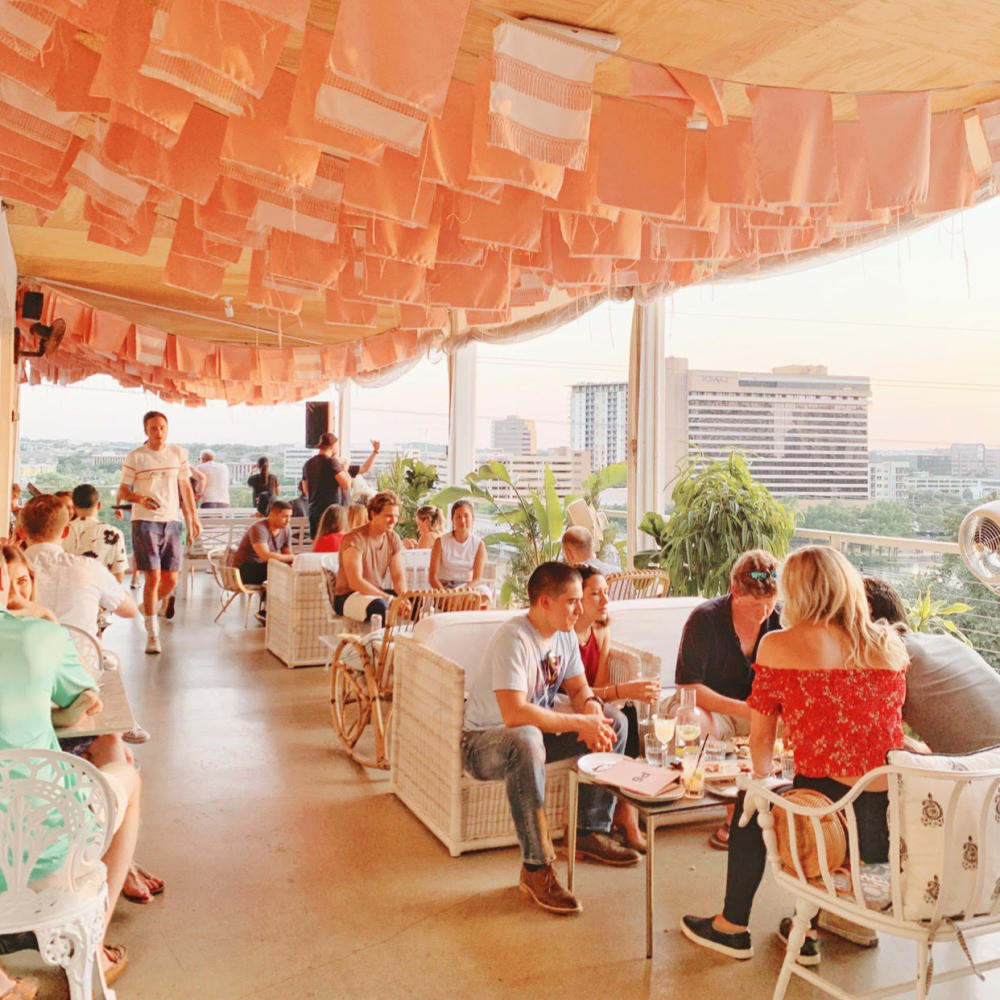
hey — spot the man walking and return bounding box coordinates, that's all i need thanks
[118,411,201,654]
[196,449,231,508]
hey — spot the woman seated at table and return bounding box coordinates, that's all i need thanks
[347,503,369,531]
[0,555,141,987]
[681,545,908,965]
[3,544,56,621]
[331,491,407,621]
[313,504,348,553]
[428,500,488,598]
[574,565,660,851]
[403,504,444,550]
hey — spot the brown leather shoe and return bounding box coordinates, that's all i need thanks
[575,831,641,867]
[518,864,582,915]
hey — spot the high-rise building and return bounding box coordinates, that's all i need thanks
[664,358,871,499]
[491,415,537,455]
[570,383,628,471]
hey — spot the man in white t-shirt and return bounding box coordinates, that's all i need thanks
[64,483,129,582]
[196,449,231,508]
[118,410,201,654]
[462,562,638,916]
[21,494,137,638]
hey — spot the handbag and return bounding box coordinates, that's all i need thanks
[771,788,848,879]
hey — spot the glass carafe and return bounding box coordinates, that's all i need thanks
[674,688,703,755]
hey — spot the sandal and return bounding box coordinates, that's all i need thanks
[103,945,129,986]
[708,825,730,851]
[0,979,38,1000]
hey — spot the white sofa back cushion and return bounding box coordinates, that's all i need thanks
[411,610,518,674]
[887,746,1000,921]
[605,597,704,687]
[293,552,328,572]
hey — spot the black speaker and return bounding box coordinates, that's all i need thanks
[305,401,331,448]
[21,290,44,320]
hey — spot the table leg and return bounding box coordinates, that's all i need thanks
[646,813,655,960]
[567,769,579,892]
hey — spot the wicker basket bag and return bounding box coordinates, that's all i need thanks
[771,788,848,879]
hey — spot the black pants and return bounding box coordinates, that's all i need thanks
[722,775,889,927]
[239,562,268,609]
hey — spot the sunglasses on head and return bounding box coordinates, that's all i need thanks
[748,570,778,581]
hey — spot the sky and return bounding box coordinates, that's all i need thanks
[18,196,1000,454]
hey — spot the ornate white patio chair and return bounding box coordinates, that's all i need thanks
[0,749,118,1000]
[207,545,263,628]
[744,749,1000,1000]
[62,624,104,679]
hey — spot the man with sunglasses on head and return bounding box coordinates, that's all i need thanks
[461,561,639,916]
[667,549,782,850]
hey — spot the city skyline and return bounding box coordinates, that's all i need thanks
[16,196,1000,453]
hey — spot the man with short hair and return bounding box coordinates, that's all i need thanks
[64,483,129,583]
[22,495,137,639]
[232,500,294,622]
[302,432,351,538]
[118,410,201,654]
[196,449,231,509]
[561,526,618,577]
[865,577,1000,753]
[462,561,639,916]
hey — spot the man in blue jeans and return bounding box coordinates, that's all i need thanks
[461,562,639,915]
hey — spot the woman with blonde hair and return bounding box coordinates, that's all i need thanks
[346,503,369,531]
[404,504,444,550]
[2,544,57,622]
[312,505,349,554]
[682,545,908,966]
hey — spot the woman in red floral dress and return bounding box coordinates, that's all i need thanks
[681,545,908,965]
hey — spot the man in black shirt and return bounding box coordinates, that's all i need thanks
[302,432,351,537]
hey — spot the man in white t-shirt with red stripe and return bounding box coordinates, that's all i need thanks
[118,411,201,654]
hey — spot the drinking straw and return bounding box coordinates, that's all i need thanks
[692,733,709,773]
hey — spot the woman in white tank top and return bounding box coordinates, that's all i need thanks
[429,500,488,598]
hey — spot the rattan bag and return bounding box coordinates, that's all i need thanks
[771,788,848,879]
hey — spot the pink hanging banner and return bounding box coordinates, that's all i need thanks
[857,91,932,208]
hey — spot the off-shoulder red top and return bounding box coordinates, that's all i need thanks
[747,664,906,776]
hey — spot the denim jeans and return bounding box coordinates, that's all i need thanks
[461,704,628,866]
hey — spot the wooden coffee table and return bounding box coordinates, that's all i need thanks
[566,766,731,959]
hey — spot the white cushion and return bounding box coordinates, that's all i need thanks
[293,552,328,572]
[887,746,1000,921]
[606,597,705,686]
[411,609,517,686]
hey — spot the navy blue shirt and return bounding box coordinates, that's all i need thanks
[674,594,782,702]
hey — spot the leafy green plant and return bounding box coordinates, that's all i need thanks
[376,455,439,540]
[637,450,796,597]
[905,587,972,644]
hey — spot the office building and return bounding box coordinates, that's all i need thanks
[491,416,537,456]
[570,383,628,470]
[869,461,910,500]
[664,359,871,499]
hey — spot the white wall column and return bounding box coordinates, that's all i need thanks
[447,337,477,487]
[0,212,17,534]
[337,380,351,459]
[626,297,668,566]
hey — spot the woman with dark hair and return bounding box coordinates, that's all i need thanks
[313,505,349,553]
[429,500,488,598]
[573,565,660,850]
[330,491,407,621]
[247,457,279,514]
[681,546,908,965]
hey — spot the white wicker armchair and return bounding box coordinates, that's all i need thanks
[390,629,648,856]
[744,751,1000,1000]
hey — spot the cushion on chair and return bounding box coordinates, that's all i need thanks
[292,552,328,572]
[831,863,893,912]
[887,745,1000,921]
[411,610,517,689]
[604,597,705,687]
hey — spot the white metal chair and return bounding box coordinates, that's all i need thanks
[62,624,104,679]
[745,758,1000,1000]
[207,546,263,628]
[0,748,118,1000]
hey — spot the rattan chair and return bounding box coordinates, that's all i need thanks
[208,545,264,627]
[605,568,670,600]
[327,588,482,770]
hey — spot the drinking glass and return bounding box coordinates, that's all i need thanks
[681,748,706,799]
[652,714,675,746]
[644,733,666,767]
[675,688,703,754]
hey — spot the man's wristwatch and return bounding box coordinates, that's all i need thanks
[584,695,604,709]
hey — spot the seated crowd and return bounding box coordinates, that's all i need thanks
[7,422,1000,998]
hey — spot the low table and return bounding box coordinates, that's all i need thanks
[55,669,137,738]
[566,766,730,959]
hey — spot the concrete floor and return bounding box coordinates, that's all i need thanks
[8,580,1000,999]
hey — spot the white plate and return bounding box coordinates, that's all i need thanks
[577,752,630,778]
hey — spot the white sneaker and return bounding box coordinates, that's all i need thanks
[145,633,161,654]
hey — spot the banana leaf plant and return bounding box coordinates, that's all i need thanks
[905,587,972,645]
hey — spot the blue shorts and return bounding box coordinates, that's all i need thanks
[132,520,183,572]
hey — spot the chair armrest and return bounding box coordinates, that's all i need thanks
[608,640,659,690]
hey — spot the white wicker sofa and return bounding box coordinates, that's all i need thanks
[391,597,703,856]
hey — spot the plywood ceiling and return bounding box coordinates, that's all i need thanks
[9,0,1000,348]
